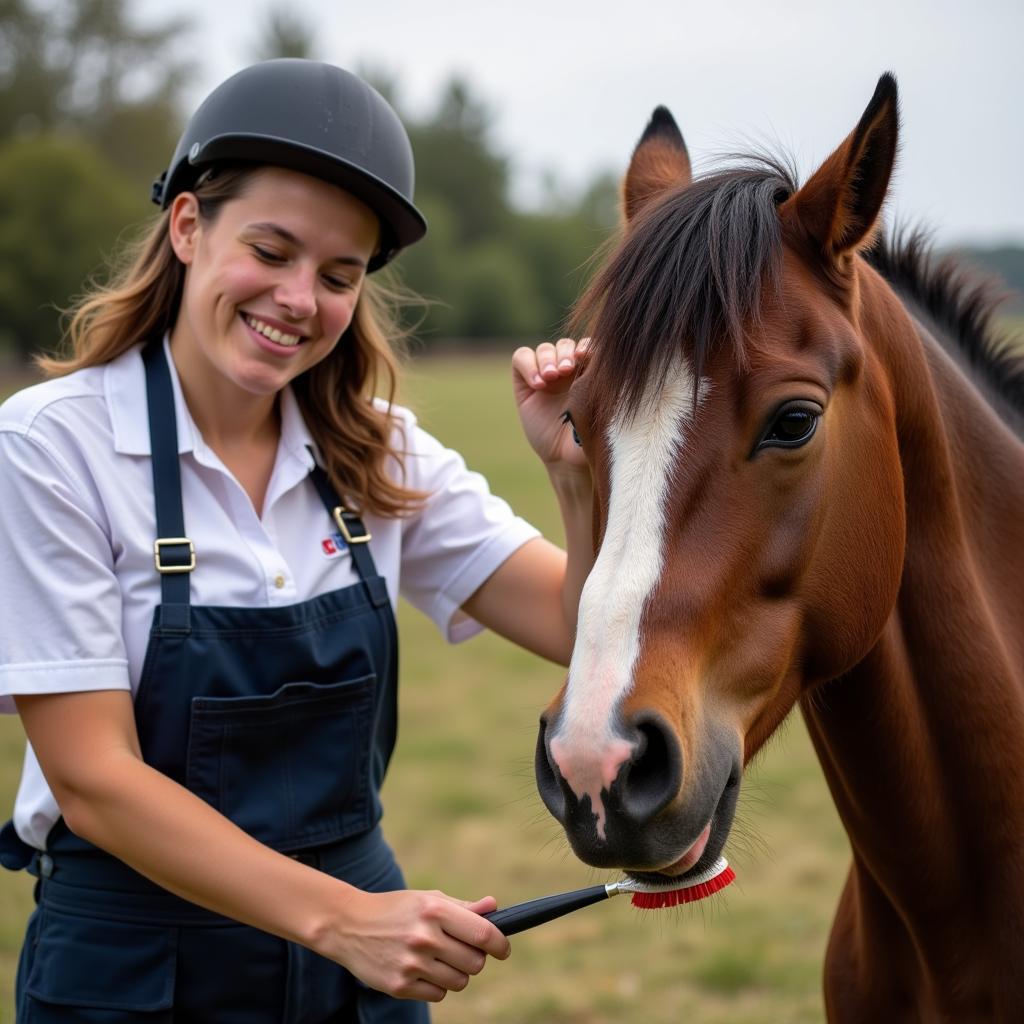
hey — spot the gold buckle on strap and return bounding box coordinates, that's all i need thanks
[154,537,196,574]
[332,506,371,545]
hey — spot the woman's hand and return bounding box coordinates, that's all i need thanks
[512,338,589,470]
[326,888,510,1002]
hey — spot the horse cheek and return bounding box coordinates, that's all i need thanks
[801,422,905,684]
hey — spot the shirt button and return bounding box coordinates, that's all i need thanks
[274,574,286,589]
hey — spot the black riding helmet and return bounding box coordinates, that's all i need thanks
[152,60,427,271]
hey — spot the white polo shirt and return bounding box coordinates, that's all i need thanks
[0,340,539,849]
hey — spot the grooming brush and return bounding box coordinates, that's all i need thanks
[482,857,735,936]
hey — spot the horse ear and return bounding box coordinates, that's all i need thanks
[622,106,692,223]
[781,73,899,258]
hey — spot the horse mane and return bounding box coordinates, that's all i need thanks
[865,230,1024,436]
[571,158,797,419]
[573,151,1024,434]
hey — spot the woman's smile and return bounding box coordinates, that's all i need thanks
[169,166,380,410]
[240,312,308,355]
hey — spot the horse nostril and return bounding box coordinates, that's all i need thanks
[618,714,683,824]
[535,711,683,834]
[534,715,566,820]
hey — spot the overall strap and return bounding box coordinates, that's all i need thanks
[308,464,388,609]
[141,340,193,632]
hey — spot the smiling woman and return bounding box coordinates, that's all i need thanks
[176,176,378,367]
[166,168,380,505]
[0,59,597,1022]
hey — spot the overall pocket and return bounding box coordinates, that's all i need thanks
[184,675,377,851]
[23,907,176,1021]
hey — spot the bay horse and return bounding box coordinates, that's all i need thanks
[535,74,1024,1021]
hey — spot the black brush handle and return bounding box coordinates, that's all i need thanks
[483,884,610,936]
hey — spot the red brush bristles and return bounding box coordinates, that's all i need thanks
[630,864,736,909]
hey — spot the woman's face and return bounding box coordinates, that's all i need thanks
[169,166,380,400]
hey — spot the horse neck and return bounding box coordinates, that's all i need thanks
[800,273,1024,952]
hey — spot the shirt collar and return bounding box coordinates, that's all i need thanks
[105,337,194,456]
[105,337,316,473]
[278,384,318,472]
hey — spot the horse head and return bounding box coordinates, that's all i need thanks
[536,76,909,880]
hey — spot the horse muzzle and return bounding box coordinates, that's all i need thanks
[535,709,741,874]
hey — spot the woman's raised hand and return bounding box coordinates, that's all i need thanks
[512,338,590,471]
[327,888,510,1002]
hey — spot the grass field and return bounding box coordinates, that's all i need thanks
[0,354,853,1022]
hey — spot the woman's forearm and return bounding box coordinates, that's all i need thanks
[90,763,347,942]
[22,696,350,950]
[546,464,595,636]
[460,466,593,666]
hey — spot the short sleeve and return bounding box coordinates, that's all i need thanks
[395,412,540,642]
[0,428,130,712]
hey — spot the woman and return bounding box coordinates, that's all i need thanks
[0,60,592,1021]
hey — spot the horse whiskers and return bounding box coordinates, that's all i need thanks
[723,826,772,868]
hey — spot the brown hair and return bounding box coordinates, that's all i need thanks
[40,165,427,517]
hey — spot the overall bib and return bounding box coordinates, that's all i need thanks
[0,341,429,1023]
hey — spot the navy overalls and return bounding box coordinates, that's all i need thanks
[0,341,429,1023]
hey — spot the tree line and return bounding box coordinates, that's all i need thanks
[0,1,1020,363]
[0,0,619,362]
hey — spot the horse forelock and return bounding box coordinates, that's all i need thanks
[571,158,797,422]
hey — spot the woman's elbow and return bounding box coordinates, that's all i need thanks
[52,780,109,845]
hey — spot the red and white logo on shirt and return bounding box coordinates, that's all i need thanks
[320,532,349,559]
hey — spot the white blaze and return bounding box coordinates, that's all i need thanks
[550,359,699,839]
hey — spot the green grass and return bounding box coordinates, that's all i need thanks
[1000,316,1024,353]
[0,354,848,1023]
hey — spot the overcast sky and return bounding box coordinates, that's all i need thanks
[140,0,1023,247]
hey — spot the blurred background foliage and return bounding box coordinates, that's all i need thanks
[0,0,619,362]
[0,0,1019,365]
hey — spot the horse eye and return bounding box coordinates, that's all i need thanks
[561,410,583,447]
[757,403,821,452]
